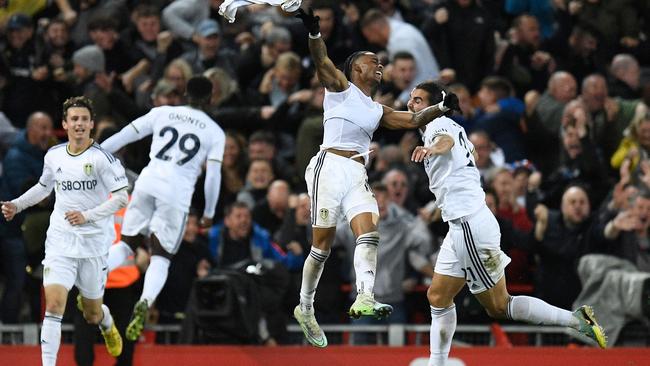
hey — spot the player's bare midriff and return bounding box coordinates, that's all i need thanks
[325,148,365,164]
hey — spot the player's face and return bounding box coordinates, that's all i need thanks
[63,107,93,142]
[407,88,431,113]
[356,53,383,85]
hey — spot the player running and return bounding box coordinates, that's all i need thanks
[2,96,127,365]
[293,8,460,348]
[100,76,225,341]
[407,81,607,366]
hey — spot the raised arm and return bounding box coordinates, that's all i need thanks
[101,110,156,153]
[380,92,460,130]
[296,8,347,92]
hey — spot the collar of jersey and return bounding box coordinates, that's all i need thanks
[66,139,94,157]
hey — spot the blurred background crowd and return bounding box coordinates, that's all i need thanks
[1,0,650,354]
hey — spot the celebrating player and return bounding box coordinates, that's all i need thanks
[100,76,225,341]
[407,81,607,366]
[293,8,460,348]
[1,96,127,365]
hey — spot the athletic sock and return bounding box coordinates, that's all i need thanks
[507,296,577,327]
[140,255,171,305]
[354,232,379,295]
[41,312,63,366]
[299,246,330,314]
[429,304,457,366]
[98,304,114,331]
[107,241,134,271]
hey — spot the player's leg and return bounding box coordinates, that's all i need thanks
[41,254,76,366]
[107,190,153,271]
[295,150,338,347]
[428,231,466,366]
[76,255,122,357]
[348,212,393,319]
[127,203,187,341]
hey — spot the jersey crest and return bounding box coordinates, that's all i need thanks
[83,163,94,176]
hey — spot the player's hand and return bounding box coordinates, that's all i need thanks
[1,201,17,221]
[295,8,320,36]
[65,211,87,226]
[443,92,460,113]
[411,145,434,162]
[199,216,213,229]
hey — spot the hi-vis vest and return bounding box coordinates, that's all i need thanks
[106,199,140,289]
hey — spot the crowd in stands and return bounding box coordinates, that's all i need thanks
[1,0,650,349]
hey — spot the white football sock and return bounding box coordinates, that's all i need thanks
[140,255,171,305]
[507,296,577,327]
[299,246,330,314]
[41,312,62,366]
[99,304,114,331]
[107,241,134,271]
[354,232,379,295]
[429,304,457,366]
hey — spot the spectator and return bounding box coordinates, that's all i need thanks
[70,44,117,123]
[87,15,138,77]
[474,76,526,162]
[247,130,295,183]
[181,19,237,76]
[162,58,193,97]
[448,83,476,131]
[552,23,603,85]
[215,131,248,222]
[422,0,496,93]
[294,83,325,180]
[376,51,417,110]
[257,51,304,108]
[253,180,291,236]
[528,185,598,309]
[505,0,556,40]
[610,103,649,172]
[497,14,554,97]
[207,201,303,344]
[382,168,418,214]
[608,54,642,100]
[0,13,46,128]
[309,0,355,66]
[360,9,439,104]
[162,0,222,49]
[469,130,505,186]
[336,183,433,338]
[579,74,639,159]
[0,111,53,323]
[236,26,292,92]
[237,159,275,208]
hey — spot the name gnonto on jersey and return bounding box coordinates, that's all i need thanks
[168,113,206,129]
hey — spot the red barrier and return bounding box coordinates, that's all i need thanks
[1,345,649,366]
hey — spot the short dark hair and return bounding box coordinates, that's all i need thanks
[343,51,369,80]
[414,81,445,105]
[370,182,388,194]
[224,201,250,217]
[133,4,160,19]
[63,96,95,120]
[249,130,276,146]
[360,9,387,29]
[392,51,414,63]
[186,76,212,105]
[87,15,118,32]
[480,76,513,100]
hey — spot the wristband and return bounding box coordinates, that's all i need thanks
[435,100,450,113]
[308,32,321,39]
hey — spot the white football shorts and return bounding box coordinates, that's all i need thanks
[42,254,108,299]
[305,150,378,228]
[435,205,511,294]
[121,188,188,254]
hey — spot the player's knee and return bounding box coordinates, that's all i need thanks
[427,286,453,308]
[45,299,66,315]
[484,301,509,320]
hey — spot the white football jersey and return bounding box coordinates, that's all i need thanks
[40,142,128,257]
[321,82,383,159]
[421,116,485,221]
[128,105,225,211]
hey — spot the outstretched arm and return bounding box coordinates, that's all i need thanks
[1,183,52,221]
[381,92,460,130]
[101,110,157,153]
[296,8,347,92]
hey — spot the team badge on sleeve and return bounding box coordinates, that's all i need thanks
[83,163,93,176]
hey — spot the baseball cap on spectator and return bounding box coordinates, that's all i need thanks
[197,19,220,37]
[72,45,105,73]
[7,13,33,31]
[152,79,177,97]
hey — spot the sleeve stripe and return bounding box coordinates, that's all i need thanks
[92,145,116,163]
[207,158,222,163]
[111,186,128,193]
[38,181,47,187]
[130,123,139,134]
